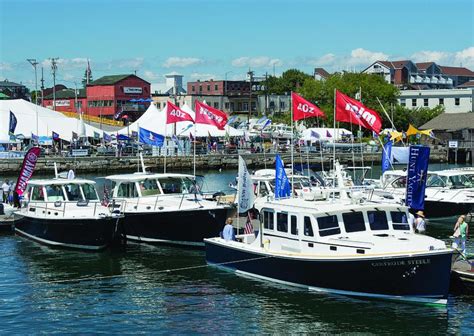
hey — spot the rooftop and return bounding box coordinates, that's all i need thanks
[420,113,474,131]
[44,88,86,99]
[90,74,150,86]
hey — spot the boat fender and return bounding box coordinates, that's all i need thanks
[263,239,270,249]
[98,213,107,218]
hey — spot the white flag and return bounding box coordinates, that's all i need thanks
[237,156,255,213]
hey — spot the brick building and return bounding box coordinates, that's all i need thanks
[43,88,87,113]
[0,79,29,99]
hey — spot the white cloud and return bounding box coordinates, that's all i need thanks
[347,48,389,66]
[410,47,474,68]
[163,57,203,68]
[0,62,12,71]
[454,47,474,68]
[231,56,283,68]
[116,57,144,69]
[306,53,336,66]
[143,70,161,81]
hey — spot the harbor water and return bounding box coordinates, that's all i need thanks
[0,165,473,334]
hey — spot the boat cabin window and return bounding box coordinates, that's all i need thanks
[117,182,139,198]
[390,211,410,230]
[367,211,389,231]
[259,182,269,197]
[426,175,445,187]
[263,210,274,230]
[139,179,161,196]
[45,185,65,201]
[65,184,82,201]
[391,177,407,188]
[30,186,45,202]
[159,177,187,194]
[448,174,472,188]
[277,212,288,232]
[304,216,314,236]
[342,212,366,233]
[82,184,98,201]
[290,215,298,235]
[317,215,340,237]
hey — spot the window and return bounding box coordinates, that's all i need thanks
[400,99,406,107]
[317,215,340,237]
[391,176,407,188]
[117,182,138,198]
[424,98,429,107]
[224,102,230,110]
[439,98,444,105]
[280,101,285,109]
[455,98,460,106]
[391,211,410,230]
[213,102,219,109]
[139,179,161,196]
[251,102,256,111]
[159,177,186,194]
[207,85,211,91]
[304,216,314,236]
[30,186,45,202]
[259,182,269,197]
[156,102,161,109]
[291,215,298,235]
[263,210,274,230]
[368,211,389,230]
[199,86,202,92]
[192,86,195,92]
[277,212,288,232]
[412,99,417,107]
[214,84,218,91]
[243,102,249,111]
[82,184,98,200]
[65,184,82,201]
[45,185,65,201]
[342,212,366,233]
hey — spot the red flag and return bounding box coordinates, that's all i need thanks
[15,147,41,196]
[292,92,325,121]
[166,101,194,124]
[195,100,228,130]
[335,90,382,134]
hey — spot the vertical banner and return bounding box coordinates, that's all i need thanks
[381,140,393,174]
[237,156,255,213]
[15,147,41,196]
[275,155,291,199]
[405,145,430,210]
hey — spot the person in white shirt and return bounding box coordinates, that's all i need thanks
[1,180,10,203]
[414,211,426,233]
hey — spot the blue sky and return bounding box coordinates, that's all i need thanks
[1,0,473,92]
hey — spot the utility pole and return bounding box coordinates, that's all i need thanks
[247,69,254,123]
[27,59,39,137]
[50,58,59,111]
[40,66,45,105]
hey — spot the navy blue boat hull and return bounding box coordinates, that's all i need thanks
[205,241,452,302]
[123,208,229,246]
[15,216,121,250]
[423,201,472,218]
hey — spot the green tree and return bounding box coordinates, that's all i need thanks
[264,69,312,95]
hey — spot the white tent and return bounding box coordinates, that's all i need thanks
[300,127,353,142]
[117,102,244,137]
[0,99,103,142]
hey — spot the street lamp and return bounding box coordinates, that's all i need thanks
[27,58,39,137]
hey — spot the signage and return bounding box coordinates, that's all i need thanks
[56,100,70,107]
[124,87,143,94]
[71,149,89,157]
[448,141,458,148]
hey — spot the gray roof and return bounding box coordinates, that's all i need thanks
[0,80,25,88]
[420,113,474,130]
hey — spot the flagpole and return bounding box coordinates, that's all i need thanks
[290,92,294,197]
[164,122,167,173]
[333,89,336,172]
[376,97,406,147]
[193,122,196,177]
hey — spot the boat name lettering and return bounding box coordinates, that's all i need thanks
[371,259,430,267]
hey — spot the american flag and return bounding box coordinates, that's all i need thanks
[244,212,253,235]
[101,185,110,206]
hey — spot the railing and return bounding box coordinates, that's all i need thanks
[22,200,104,218]
[59,111,124,127]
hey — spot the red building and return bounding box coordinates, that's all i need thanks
[187,79,253,96]
[86,74,151,119]
[43,88,87,113]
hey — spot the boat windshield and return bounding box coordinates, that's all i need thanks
[139,178,161,196]
[45,184,65,201]
[65,183,83,201]
[448,174,472,188]
[426,175,446,187]
[82,183,98,201]
[159,177,191,194]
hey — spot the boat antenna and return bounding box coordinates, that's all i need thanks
[54,162,59,178]
[140,153,146,173]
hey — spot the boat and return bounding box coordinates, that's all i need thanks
[105,172,233,247]
[14,178,124,250]
[451,254,474,292]
[205,195,453,305]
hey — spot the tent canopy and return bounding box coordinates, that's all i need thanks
[300,128,353,142]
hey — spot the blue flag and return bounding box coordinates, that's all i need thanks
[103,132,112,143]
[381,140,393,174]
[172,134,184,153]
[93,131,100,140]
[9,111,17,135]
[31,133,39,143]
[405,145,430,210]
[262,119,272,130]
[117,134,131,141]
[139,127,164,147]
[275,155,291,199]
[52,131,60,141]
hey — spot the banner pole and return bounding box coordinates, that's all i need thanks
[291,92,294,197]
[193,122,196,177]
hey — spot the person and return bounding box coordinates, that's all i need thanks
[408,211,415,230]
[452,215,469,255]
[414,210,426,233]
[1,180,9,203]
[222,218,236,241]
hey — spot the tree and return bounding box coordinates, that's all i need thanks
[263,69,312,95]
[82,68,93,88]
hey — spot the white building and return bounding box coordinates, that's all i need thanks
[398,88,474,113]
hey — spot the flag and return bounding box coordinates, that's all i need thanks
[31,133,39,143]
[117,134,131,141]
[390,130,403,142]
[335,90,382,134]
[227,115,237,125]
[139,127,164,147]
[172,134,184,153]
[262,118,272,130]
[72,131,78,140]
[9,111,17,135]
[166,101,194,124]
[381,140,393,174]
[15,147,41,196]
[52,131,60,141]
[101,185,110,206]
[310,130,320,140]
[292,92,325,121]
[195,100,228,130]
[405,145,430,210]
[257,116,268,124]
[326,130,332,138]
[93,131,100,140]
[406,124,419,137]
[131,131,138,140]
[113,108,125,120]
[103,132,112,143]
[244,212,253,235]
[275,154,291,199]
[237,156,255,213]
[189,132,194,142]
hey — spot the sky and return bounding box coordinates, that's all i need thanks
[0,0,473,92]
